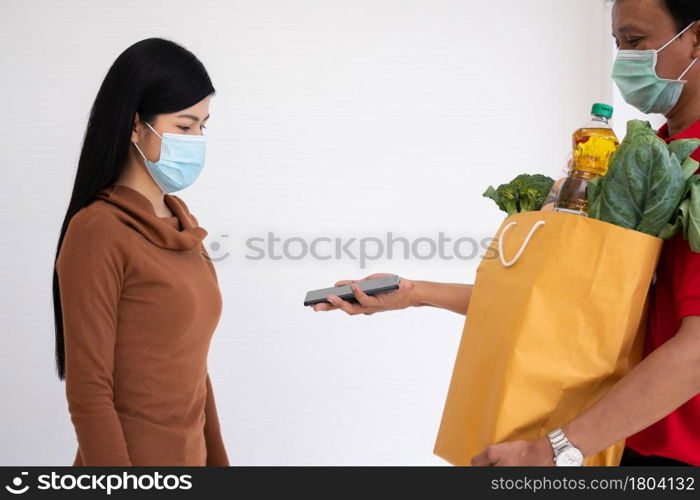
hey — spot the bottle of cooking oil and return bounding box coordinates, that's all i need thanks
[541,155,572,211]
[553,103,619,216]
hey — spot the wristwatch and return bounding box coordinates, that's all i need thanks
[547,428,584,466]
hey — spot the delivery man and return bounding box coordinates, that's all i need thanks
[312,0,700,466]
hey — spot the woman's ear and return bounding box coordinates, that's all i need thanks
[131,112,141,144]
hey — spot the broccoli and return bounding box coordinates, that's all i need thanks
[511,174,555,212]
[483,183,519,216]
[483,174,555,215]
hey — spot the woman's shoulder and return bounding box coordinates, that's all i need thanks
[61,201,133,256]
[56,202,133,288]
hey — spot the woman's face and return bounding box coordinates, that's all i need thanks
[131,95,211,163]
[612,0,699,81]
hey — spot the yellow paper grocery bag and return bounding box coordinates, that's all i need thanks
[434,210,663,466]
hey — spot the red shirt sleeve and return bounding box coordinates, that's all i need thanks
[675,237,700,319]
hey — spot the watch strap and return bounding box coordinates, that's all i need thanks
[548,428,571,455]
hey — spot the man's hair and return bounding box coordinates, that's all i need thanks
[663,0,700,32]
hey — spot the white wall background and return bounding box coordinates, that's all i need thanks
[0,0,651,465]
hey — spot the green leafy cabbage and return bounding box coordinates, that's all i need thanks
[658,174,700,251]
[587,120,700,238]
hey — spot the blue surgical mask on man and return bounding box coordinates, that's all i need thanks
[133,121,207,193]
[612,22,699,115]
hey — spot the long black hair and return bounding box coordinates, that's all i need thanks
[53,38,215,380]
[662,0,700,31]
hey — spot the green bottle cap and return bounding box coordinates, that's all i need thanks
[591,103,613,119]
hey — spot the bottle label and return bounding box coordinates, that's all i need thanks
[573,135,618,176]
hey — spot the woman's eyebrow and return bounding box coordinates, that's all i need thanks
[177,113,210,122]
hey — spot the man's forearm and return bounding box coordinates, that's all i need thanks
[410,281,473,315]
[556,317,700,459]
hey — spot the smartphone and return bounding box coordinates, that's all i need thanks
[304,275,400,307]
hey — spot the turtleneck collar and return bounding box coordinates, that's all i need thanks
[97,184,208,251]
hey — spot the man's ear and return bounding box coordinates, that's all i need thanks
[691,21,700,59]
[131,112,141,144]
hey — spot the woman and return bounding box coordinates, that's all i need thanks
[53,38,229,466]
[313,0,700,467]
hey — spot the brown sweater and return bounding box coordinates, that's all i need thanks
[56,183,229,466]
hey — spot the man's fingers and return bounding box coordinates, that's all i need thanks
[471,447,495,467]
[311,302,339,311]
[366,273,393,280]
[350,284,380,308]
[334,280,355,287]
[327,295,363,315]
[334,274,376,287]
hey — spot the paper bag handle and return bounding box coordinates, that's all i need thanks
[498,220,546,267]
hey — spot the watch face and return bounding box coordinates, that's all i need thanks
[556,447,584,466]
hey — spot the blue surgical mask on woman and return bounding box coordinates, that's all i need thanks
[612,22,699,115]
[133,121,207,193]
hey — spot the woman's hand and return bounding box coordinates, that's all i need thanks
[471,436,555,466]
[311,273,416,315]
